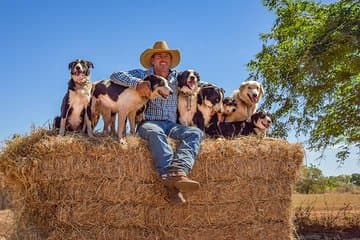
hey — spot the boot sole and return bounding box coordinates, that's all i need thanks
[174,181,200,192]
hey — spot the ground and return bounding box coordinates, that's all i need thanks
[293,193,360,240]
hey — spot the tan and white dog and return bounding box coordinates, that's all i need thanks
[225,80,263,122]
[177,69,200,126]
[91,75,173,143]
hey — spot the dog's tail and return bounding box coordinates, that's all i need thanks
[53,116,61,129]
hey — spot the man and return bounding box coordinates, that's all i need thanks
[110,40,204,204]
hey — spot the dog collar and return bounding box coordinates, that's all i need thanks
[179,91,195,111]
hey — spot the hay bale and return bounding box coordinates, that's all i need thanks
[0,172,10,210]
[0,128,303,240]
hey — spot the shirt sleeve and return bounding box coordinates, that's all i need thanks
[109,69,147,88]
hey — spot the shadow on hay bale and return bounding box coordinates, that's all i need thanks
[0,128,303,240]
[0,173,11,210]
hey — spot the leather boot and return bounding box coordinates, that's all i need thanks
[164,186,186,204]
[163,171,200,193]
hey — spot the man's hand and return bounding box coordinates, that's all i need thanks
[136,80,151,98]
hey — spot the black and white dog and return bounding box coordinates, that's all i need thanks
[177,69,200,126]
[193,83,224,131]
[91,75,173,143]
[54,59,94,137]
[206,110,272,138]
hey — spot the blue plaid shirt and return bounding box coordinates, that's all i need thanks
[109,68,179,123]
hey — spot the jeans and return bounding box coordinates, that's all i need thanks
[137,120,204,176]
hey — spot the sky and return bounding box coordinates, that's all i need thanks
[0,0,358,176]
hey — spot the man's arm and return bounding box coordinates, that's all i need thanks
[110,69,151,97]
[109,69,147,88]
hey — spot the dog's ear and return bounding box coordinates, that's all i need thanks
[194,71,200,82]
[259,83,264,97]
[197,90,203,105]
[220,88,225,96]
[239,82,248,91]
[251,112,260,123]
[68,61,76,70]
[142,75,154,91]
[86,61,94,69]
[177,71,184,83]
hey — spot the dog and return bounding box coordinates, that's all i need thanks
[54,59,94,137]
[90,98,117,136]
[204,96,236,136]
[177,69,200,126]
[91,75,173,143]
[206,110,272,138]
[218,96,237,122]
[193,83,224,131]
[224,80,263,122]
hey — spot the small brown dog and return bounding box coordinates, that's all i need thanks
[225,80,263,122]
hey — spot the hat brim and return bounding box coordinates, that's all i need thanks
[140,49,180,69]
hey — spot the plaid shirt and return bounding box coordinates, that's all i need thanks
[109,68,179,123]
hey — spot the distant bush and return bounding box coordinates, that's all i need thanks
[295,165,359,194]
[295,164,327,194]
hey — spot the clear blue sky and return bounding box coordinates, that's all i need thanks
[0,0,358,176]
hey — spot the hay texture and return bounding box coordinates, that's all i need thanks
[0,129,303,240]
[0,172,10,210]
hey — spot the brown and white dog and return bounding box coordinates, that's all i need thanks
[177,69,200,126]
[206,110,272,138]
[54,59,94,137]
[225,80,264,122]
[193,83,224,131]
[91,75,173,143]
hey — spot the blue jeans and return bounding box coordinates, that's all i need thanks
[137,120,204,176]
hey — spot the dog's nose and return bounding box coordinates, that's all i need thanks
[190,76,195,81]
[76,66,81,70]
[169,89,173,95]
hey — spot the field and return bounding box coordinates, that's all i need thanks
[1,193,359,239]
[292,193,360,240]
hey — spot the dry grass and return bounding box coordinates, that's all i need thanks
[0,209,14,239]
[292,193,360,211]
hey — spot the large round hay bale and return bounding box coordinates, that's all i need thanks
[0,172,10,210]
[0,129,303,240]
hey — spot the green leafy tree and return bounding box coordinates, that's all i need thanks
[295,164,327,193]
[248,0,360,162]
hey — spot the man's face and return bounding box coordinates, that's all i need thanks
[151,52,172,72]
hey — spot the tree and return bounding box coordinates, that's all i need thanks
[351,173,360,186]
[295,164,327,193]
[248,0,360,162]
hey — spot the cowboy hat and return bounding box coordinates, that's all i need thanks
[140,40,181,69]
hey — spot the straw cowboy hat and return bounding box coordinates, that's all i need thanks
[140,40,181,69]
